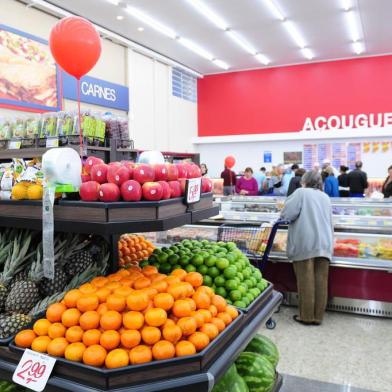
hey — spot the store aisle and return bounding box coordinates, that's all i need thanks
[261,306,391,392]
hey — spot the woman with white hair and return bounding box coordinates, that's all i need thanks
[281,171,334,325]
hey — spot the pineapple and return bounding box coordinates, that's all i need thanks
[64,249,94,277]
[0,313,31,338]
[39,266,69,297]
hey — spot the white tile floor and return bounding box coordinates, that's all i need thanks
[260,306,392,392]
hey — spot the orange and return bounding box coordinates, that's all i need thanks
[15,329,36,348]
[31,336,51,353]
[190,311,205,328]
[120,277,134,288]
[79,311,100,330]
[106,294,126,312]
[212,295,227,312]
[46,303,67,323]
[90,276,108,288]
[62,308,81,328]
[185,298,196,311]
[165,276,180,286]
[150,280,168,293]
[76,294,99,312]
[105,348,129,369]
[144,308,167,327]
[142,300,154,315]
[199,323,219,340]
[79,283,97,295]
[197,309,212,323]
[97,303,109,316]
[33,319,51,336]
[162,324,182,344]
[217,312,232,326]
[83,344,107,367]
[163,319,176,328]
[82,329,101,346]
[120,330,141,349]
[114,286,133,297]
[105,281,122,291]
[211,317,226,332]
[177,317,197,336]
[48,323,66,339]
[209,305,218,317]
[196,286,214,298]
[175,341,196,357]
[118,269,131,277]
[141,326,161,345]
[126,291,149,311]
[153,293,174,311]
[123,311,144,330]
[129,345,152,364]
[172,300,193,318]
[64,342,86,362]
[171,269,187,281]
[152,340,175,360]
[167,283,186,300]
[47,337,68,357]
[95,287,111,303]
[193,291,211,310]
[181,282,195,297]
[185,272,203,288]
[133,277,151,290]
[100,310,122,330]
[107,273,122,282]
[142,265,158,276]
[188,332,210,351]
[64,289,82,308]
[150,273,166,283]
[226,305,239,319]
[65,326,84,343]
[100,330,120,350]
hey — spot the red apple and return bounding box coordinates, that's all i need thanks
[122,162,134,179]
[134,164,155,184]
[121,180,142,201]
[81,174,91,183]
[179,178,187,196]
[84,156,104,174]
[80,181,100,201]
[166,163,178,181]
[202,178,213,193]
[168,180,182,198]
[90,164,109,184]
[158,181,171,199]
[142,182,163,201]
[154,164,168,181]
[108,161,122,168]
[107,165,130,186]
[176,163,188,179]
[99,183,121,202]
[188,164,202,179]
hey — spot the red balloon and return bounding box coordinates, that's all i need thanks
[50,16,101,79]
[224,156,236,169]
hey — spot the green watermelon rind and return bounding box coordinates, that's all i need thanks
[245,334,279,368]
[212,364,239,392]
[230,375,249,392]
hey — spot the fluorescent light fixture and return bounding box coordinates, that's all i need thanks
[226,30,257,54]
[212,59,230,70]
[353,41,364,54]
[116,15,124,20]
[345,10,361,42]
[255,53,270,65]
[342,0,353,11]
[283,21,306,48]
[125,6,177,39]
[301,48,314,60]
[263,0,285,21]
[186,0,228,30]
[177,37,214,60]
[137,27,144,32]
[106,0,119,5]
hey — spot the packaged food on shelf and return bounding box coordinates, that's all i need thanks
[12,117,26,139]
[377,239,392,260]
[333,239,360,258]
[40,112,58,139]
[0,118,13,140]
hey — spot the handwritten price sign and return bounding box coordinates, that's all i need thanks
[185,178,202,205]
[13,349,56,392]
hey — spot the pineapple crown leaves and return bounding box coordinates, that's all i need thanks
[28,291,65,317]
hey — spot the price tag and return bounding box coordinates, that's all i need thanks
[8,140,21,149]
[185,178,202,205]
[46,138,59,148]
[13,349,56,392]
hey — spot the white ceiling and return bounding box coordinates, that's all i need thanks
[39,0,392,74]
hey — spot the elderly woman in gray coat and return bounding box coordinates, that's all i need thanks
[281,171,334,325]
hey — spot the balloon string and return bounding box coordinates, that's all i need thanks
[58,67,63,110]
[77,78,83,157]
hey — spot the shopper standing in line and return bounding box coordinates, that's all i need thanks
[254,167,267,194]
[338,165,350,197]
[221,165,236,196]
[323,167,339,197]
[201,163,209,177]
[267,166,281,195]
[281,171,333,326]
[347,161,368,197]
[235,167,259,196]
[382,165,392,198]
[287,168,306,196]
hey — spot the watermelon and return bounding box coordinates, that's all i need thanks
[236,352,276,392]
[245,334,279,368]
[231,375,249,392]
[212,364,239,392]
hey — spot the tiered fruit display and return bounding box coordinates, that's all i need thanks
[141,240,269,308]
[15,266,239,368]
[118,234,155,267]
[80,157,213,202]
[213,334,279,392]
[0,229,109,339]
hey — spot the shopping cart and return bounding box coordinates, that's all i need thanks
[217,219,289,329]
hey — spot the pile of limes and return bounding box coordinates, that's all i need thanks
[140,240,269,308]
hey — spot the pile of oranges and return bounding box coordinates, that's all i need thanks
[118,234,155,267]
[15,266,238,369]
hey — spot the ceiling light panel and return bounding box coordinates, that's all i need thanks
[106,0,119,5]
[255,53,270,65]
[345,9,362,42]
[212,59,230,70]
[342,0,353,11]
[301,48,314,60]
[353,41,364,54]
[283,21,306,48]
[186,0,228,30]
[177,37,214,61]
[226,30,257,55]
[263,0,285,21]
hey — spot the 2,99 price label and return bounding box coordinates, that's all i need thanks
[13,349,56,392]
[185,178,202,205]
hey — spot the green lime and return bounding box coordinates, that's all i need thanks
[250,288,259,298]
[230,290,242,302]
[153,248,162,255]
[159,263,172,274]
[173,264,182,270]
[139,260,149,268]
[216,258,230,270]
[237,285,247,295]
[242,268,251,278]
[203,275,213,287]
[226,298,233,305]
[151,262,160,269]
[208,266,220,278]
[148,254,158,263]
[214,276,226,287]
[217,241,226,247]
[185,264,196,273]
[165,250,174,256]
[179,256,190,266]
[168,254,180,265]
[197,265,209,275]
[244,279,254,288]
[225,253,236,263]
[234,300,246,308]
[205,255,217,267]
[237,272,244,281]
[226,242,237,250]
[223,266,237,279]
[191,254,204,266]
[157,253,168,263]
[253,269,262,279]
[225,279,237,291]
[215,287,227,298]
[246,293,254,303]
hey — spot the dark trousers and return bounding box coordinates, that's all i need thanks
[293,258,329,323]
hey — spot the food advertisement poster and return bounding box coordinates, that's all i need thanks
[0,24,60,112]
[283,151,302,165]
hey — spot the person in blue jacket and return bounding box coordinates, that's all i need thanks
[323,167,339,197]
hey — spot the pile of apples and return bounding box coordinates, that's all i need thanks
[79,157,212,202]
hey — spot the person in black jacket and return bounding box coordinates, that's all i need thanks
[338,165,350,197]
[347,161,368,197]
[382,165,392,198]
[287,168,306,197]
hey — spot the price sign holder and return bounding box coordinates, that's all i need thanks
[184,178,202,205]
[8,140,21,149]
[13,349,56,392]
[46,137,59,148]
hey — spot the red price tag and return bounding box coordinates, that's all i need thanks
[13,349,56,392]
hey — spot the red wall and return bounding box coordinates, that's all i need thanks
[197,55,392,136]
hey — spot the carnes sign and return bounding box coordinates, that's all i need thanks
[302,113,392,131]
